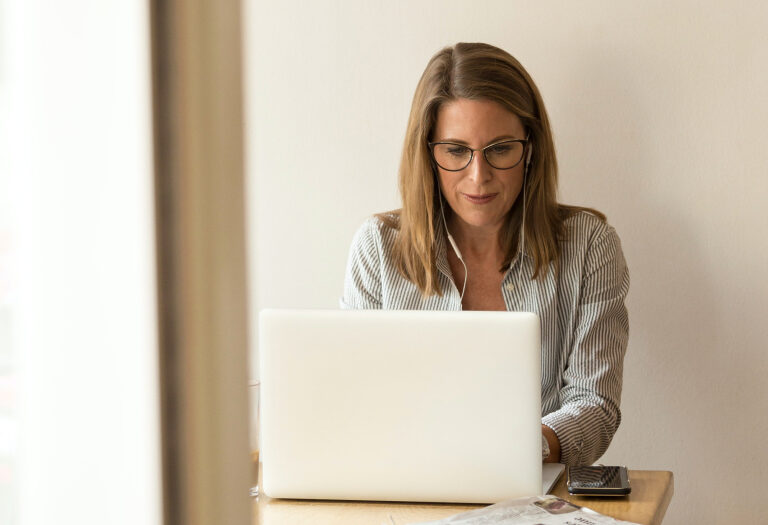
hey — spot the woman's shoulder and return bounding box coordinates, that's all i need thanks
[360,210,401,235]
[559,207,622,249]
[558,207,628,284]
[350,211,401,249]
[372,210,401,230]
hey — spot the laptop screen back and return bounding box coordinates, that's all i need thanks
[259,309,541,503]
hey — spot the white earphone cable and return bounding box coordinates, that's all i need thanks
[517,168,527,283]
[516,135,532,282]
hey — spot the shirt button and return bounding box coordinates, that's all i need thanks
[505,282,515,291]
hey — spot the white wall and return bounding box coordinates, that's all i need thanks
[245,2,768,523]
[1,2,161,524]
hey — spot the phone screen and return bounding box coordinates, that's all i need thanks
[567,466,630,495]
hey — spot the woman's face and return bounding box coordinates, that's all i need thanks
[432,98,526,234]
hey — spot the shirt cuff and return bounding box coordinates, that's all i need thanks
[542,410,586,466]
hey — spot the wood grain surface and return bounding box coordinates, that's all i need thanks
[253,464,673,525]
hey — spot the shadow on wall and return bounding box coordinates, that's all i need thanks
[556,44,765,524]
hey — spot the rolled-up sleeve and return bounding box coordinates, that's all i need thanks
[542,226,630,465]
[340,219,383,310]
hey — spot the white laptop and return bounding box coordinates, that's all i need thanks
[259,309,561,504]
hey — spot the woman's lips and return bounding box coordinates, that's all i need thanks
[462,193,498,204]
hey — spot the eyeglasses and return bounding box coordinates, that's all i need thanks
[428,139,528,171]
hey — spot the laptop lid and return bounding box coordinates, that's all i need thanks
[259,309,542,504]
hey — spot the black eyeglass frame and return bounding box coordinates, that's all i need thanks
[427,139,529,171]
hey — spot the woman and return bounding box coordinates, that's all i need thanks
[341,42,629,466]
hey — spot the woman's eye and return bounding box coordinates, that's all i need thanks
[447,147,468,157]
[489,145,512,154]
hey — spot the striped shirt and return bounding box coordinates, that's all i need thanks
[341,210,630,466]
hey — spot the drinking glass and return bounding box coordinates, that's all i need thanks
[249,380,260,498]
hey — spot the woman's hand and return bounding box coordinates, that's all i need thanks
[542,424,561,463]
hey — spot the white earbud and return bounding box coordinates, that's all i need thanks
[525,135,533,169]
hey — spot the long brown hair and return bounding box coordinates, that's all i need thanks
[379,42,604,296]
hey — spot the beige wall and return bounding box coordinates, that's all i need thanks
[245,2,768,523]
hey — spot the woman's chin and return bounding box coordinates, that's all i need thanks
[453,211,507,231]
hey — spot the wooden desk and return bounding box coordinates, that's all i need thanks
[551,471,674,525]
[253,466,673,525]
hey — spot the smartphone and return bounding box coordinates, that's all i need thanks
[566,465,631,496]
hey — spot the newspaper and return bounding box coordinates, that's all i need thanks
[410,495,640,525]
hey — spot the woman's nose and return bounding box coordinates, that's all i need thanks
[466,152,493,184]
